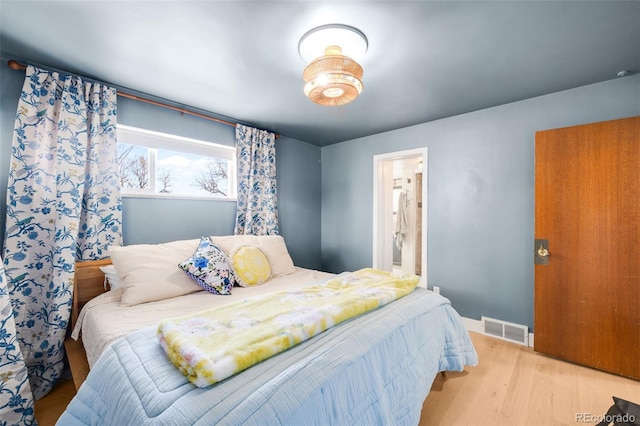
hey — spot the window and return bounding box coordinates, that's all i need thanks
[117,124,236,200]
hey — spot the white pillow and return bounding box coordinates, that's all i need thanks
[109,238,202,307]
[209,235,295,277]
[99,265,122,290]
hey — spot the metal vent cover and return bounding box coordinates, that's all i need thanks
[481,316,528,346]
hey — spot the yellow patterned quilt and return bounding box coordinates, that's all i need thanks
[157,268,419,388]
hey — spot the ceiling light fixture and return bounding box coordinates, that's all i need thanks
[298,24,368,106]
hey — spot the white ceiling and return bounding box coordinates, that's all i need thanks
[1,1,639,146]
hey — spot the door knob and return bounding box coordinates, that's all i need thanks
[534,239,549,265]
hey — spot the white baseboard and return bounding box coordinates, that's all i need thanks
[462,316,534,348]
[461,316,483,334]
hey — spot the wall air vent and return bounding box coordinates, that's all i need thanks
[481,316,529,346]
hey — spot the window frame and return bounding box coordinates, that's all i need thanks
[117,124,237,201]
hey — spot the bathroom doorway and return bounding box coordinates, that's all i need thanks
[372,148,427,287]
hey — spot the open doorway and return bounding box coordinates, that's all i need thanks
[373,148,428,287]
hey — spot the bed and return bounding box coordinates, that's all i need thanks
[58,235,477,425]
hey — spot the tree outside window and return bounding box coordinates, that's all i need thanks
[117,125,236,199]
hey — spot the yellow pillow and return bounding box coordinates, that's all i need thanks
[230,246,271,287]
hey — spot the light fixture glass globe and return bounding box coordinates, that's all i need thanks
[298,24,368,62]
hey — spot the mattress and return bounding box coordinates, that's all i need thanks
[59,286,477,425]
[72,267,335,367]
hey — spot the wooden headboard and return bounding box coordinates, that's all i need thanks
[66,258,112,390]
[71,258,112,329]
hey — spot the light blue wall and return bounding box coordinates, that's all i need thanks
[0,60,323,270]
[0,62,25,250]
[116,96,239,245]
[3,55,638,326]
[276,136,323,269]
[320,75,640,330]
[117,98,323,269]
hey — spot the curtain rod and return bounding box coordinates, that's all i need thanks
[7,59,279,139]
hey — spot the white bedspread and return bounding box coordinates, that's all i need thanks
[72,267,334,367]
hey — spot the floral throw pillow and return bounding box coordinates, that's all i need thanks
[179,237,233,295]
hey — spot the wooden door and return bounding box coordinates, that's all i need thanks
[534,116,639,380]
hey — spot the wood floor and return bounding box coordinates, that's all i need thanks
[421,333,640,425]
[35,332,639,425]
[34,378,75,426]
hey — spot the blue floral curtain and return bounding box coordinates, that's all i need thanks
[0,255,35,425]
[234,124,279,235]
[3,65,121,399]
